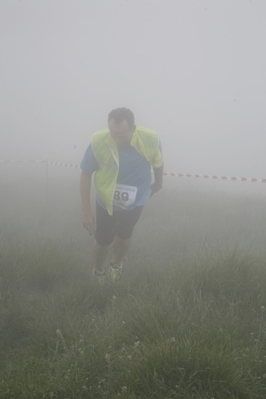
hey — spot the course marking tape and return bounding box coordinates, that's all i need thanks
[1,159,265,183]
[163,172,266,183]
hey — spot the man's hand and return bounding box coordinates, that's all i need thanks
[150,181,163,197]
[150,164,164,197]
[82,210,96,235]
[80,171,95,234]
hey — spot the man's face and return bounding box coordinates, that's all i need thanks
[108,118,135,147]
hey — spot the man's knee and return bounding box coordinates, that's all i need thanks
[93,239,109,250]
[114,236,131,247]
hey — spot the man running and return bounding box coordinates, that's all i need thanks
[80,108,163,281]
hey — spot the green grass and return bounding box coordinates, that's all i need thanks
[1,175,266,398]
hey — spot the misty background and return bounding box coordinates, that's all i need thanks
[1,0,266,199]
[2,4,266,396]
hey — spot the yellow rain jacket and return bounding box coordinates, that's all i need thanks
[91,126,163,215]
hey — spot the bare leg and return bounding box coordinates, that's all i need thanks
[112,236,131,265]
[93,240,108,272]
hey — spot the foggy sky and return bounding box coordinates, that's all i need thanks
[1,0,266,178]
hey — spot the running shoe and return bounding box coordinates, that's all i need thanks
[109,262,122,281]
[93,269,106,284]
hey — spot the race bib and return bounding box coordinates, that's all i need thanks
[113,184,137,209]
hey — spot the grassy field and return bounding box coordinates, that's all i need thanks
[1,170,266,398]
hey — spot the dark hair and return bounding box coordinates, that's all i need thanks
[108,108,135,128]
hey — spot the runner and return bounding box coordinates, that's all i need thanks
[80,108,163,282]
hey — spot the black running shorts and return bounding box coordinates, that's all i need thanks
[95,201,144,246]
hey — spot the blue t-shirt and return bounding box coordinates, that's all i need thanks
[80,142,162,211]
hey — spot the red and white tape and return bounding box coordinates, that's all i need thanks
[162,172,266,183]
[46,161,80,168]
[0,159,80,168]
[1,159,265,183]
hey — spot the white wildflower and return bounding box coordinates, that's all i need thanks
[105,354,111,363]
[121,386,127,393]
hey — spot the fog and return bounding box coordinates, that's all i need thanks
[1,0,266,195]
[3,4,266,394]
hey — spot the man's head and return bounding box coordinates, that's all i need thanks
[108,108,136,146]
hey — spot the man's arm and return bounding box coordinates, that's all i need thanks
[150,164,164,197]
[80,170,96,234]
